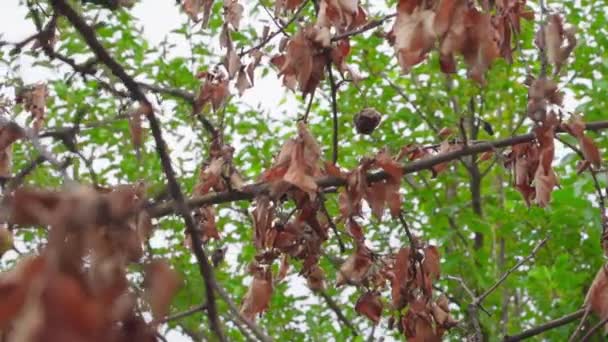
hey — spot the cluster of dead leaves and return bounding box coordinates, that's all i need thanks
[0,183,181,341]
[194,69,230,114]
[276,0,367,33]
[525,76,564,122]
[240,123,329,320]
[505,112,558,207]
[262,121,323,200]
[328,150,404,229]
[391,245,457,340]
[189,134,244,245]
[270,25,360,96]
[389,0,533,84]
[337,237,457,338]
[535,13,576,75]
[505,112,602,207]
[194,8,264,112]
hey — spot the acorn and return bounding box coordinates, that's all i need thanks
[354,108,382,135]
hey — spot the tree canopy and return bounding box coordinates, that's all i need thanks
[0,0,607,341]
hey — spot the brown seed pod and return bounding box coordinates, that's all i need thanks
[354,108,382,135]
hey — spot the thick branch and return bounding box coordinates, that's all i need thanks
[148,120,608,218]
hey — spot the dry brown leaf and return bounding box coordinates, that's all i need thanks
[392,247,411,309]
[240,267,273,321]
[305,264,326,291]
[391,6,436,74]
[585,264,608,327]
[17,84,48,132]
[195,72,230,113]
[422,246,440,280]
[336,246,372,286]
[316,0,364,32]
[539,14,576,73]
[355,291,383,324]
[224,0,244,30]
[144,260,182,323]
[236,69,252,96]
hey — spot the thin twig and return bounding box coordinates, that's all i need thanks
[476,237,549,304]
[331,13,396,42]
[568,305,591,342]
[397,211,415,247]
[581,315,608,341]
[300,88,316,123]
[158,304,207,324]
[319,290,359,336]
[326,61,339,165]
[213,283,274,342]
[319,194,345,253]
[4,156,46,190]
[240,0,309,57]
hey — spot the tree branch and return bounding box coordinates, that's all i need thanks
[158,304,207,324]
[147,120,608,218]
[319,290,359,336]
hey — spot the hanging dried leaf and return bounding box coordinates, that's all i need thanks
[390,4,436,74]
[195,71,230,113]
[240,266,273,321]
[224,0,244,30]
[392,247,411,309]
[305,264,326,291]
[585,264,608,328]
[144,260,182,323]
[563,115,602,169]
[182,0,214,27]
[355,291,383,324]
[236,68,253,96]
[316,0,366,32]
[537,14,577,73]
[336,245,372,286]
[422,246,440,280]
